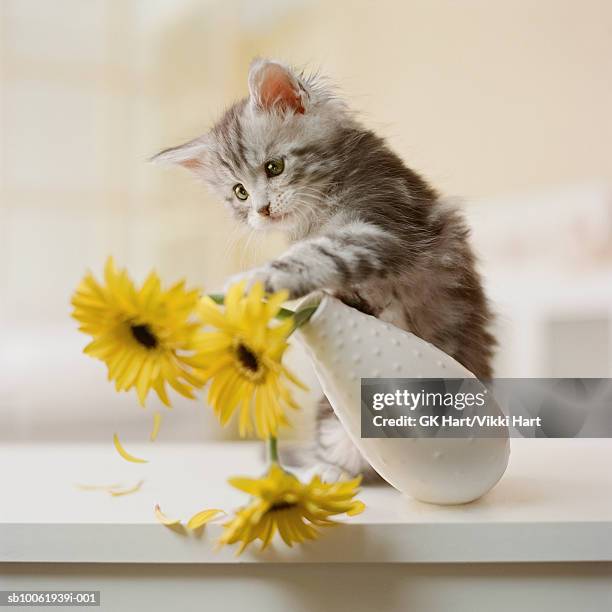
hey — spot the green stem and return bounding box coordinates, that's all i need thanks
[268,436,279,464]
[287,305,319,336]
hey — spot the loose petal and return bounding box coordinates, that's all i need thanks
[75,482,122,491]
[113,433,148,463]
[187,509,225,530]
[154,504,181,525]
[109,480,144,497]
[150,412,162,441]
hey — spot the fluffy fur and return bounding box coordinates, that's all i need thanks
[154,59,496,480]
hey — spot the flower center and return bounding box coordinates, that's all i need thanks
[236,342,259,373]
[130,323,158,349]
[267,500,297,513]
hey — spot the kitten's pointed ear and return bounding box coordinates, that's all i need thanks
[150,137,209,171]
[248,59,306,115]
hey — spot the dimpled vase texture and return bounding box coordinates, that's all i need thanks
[295,294,510,504]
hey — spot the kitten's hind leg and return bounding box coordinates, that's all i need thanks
[315,396,381,483]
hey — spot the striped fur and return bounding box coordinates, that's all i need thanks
[154,59,496,480]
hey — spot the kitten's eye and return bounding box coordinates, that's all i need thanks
[233,183,249,201]
[264,158,284,178]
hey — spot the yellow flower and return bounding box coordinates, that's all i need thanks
[71,257,205,406]
[219,464,364,554]
[189,281,306,438]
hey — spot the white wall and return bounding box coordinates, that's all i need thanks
[1,0,611,441]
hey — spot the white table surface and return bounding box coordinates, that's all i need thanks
[1,439,611,564]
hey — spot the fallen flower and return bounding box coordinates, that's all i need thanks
[219,464,364,554]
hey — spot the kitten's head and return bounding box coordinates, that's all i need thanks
[153,59,349,235]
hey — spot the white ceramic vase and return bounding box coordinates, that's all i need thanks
[295,293,510,505]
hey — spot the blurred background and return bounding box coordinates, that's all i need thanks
[1,0,611,443]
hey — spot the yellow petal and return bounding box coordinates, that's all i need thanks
[166,376,195,400]
[282,365,309,391]
[208,367,234,408]
[228,476,263,496]
[253,387,269,437]
[150,412,162,441]
[153,378,171,408]
[113,433,148,463]
[225,280,247,322]
[83,336,116,359]
[187,509,225,529]
[198,354,233,380]
[198,296,230,328]
[109,480,144,497]
[264,289,289,318]
[75,482,122,491]
[346,500,366,516]
[115,349,145,390]
[154,504,181,525]
[245,281,264,321]
[260,516,277,550]
[216,372,243,425]
[104,256,118,289]
[136,357,154,406]
[180,367,207,388]
[108,348,137,383]
[139,271,161,308]
[238,396,253,437]
[191,331,234,353]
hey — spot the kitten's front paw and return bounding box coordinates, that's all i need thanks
[223,267,269,293]
[262,263,310,298]
[224,263,308,298]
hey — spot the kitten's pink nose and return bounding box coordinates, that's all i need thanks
[257,204,271,217]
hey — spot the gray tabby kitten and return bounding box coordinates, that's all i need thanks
[154,59,495,481]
